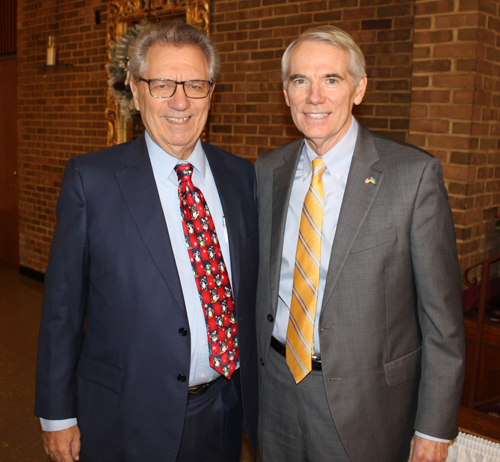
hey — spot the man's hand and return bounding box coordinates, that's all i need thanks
[408,435,448,462]
[42,425,81,462]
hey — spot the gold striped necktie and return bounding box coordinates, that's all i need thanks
[286,157,327,383]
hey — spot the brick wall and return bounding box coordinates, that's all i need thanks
[16,0,500,274]
[409,0,500,270]
[17,0,108,272]
[208,0,416,159]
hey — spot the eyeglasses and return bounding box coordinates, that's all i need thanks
[139,78,213,99]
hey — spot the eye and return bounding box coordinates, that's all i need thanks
[325,78,338,85]
[153,80,174,89]
[292,78,308,86]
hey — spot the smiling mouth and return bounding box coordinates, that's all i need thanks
[164,116,191,123]
[305,113,329,119]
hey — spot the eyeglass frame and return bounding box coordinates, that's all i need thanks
[138,78,214,99]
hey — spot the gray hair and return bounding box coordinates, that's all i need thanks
[129,21,220,84]
[281,25,366,87]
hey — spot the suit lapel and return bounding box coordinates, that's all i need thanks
[115,135,186,314]
[321,125,384,309]
[269,141,304,313]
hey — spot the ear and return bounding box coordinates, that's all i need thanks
[354,76,367,106]
[283,86,290,107]
[207,82,215,109]
[130,79,141,111]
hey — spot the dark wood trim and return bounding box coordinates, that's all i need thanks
[0,53,16,61]
[458,406,500,444]
[19,266,45,283]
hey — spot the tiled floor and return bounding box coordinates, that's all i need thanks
[0,262,255,461]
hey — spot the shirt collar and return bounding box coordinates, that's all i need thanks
[302,116,358,179]
[145,132,207,183]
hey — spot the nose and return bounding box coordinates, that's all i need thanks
[306,81,325,105]
[168,83,190,111]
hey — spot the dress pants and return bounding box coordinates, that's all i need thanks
[259,347,350,462]
[176,369,243,462]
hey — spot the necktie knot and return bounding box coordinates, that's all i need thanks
[312,157,326,179]
[175,163,194,182]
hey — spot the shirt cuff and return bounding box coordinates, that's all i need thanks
[414,431,450,443]
[40,417,78,432]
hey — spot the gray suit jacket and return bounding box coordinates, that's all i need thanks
[255,123,465,462]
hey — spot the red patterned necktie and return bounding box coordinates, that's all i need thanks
[175,163,239,379]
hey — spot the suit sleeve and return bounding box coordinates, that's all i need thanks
[35,157,89,420]
[410,157,465,439]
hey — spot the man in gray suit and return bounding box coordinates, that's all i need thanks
[255,26,465,462]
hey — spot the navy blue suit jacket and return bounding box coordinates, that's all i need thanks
[35,134,259,461]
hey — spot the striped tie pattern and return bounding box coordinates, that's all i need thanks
[286,157,327,383]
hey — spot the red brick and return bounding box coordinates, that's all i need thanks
[362,19,393,29]
[411,89,451,103]
[413,59,452,73]
[434,43,479,58]
[458,28,479,41]
[453,122,473,134]
[410,104,429,117]
[430,105,473,120]
[464,209,483,225]
[415,0,455,15]
[433,74,475,88]
[344,7,377,20]
[435,13,481,28]
[412,75,430,87]
[409,119,450,133]
[428,135,471,150]
[454,90,475,104]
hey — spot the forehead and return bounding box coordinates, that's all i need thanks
[144,43,209,77]
[288,40,351,76]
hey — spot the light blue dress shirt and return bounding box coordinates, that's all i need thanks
[146,133,232,387]
[41,134,231,431]
[272,117,358,355]
[270,118,448,444]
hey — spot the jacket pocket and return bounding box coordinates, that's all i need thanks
[350,227,397,254]
[384,347,421,386]
[78,354,124,394]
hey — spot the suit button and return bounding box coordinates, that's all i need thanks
[260,358,265,366]
[177,374,186,382]
[267,314,274,322]
[178,328,188,336]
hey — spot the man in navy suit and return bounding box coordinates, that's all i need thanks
[35,21,258,462]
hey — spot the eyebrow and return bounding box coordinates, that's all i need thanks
[289,73,306,81]
[289,73,345,81]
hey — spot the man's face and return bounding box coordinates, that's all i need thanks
[284,40,367,156]
[130,44,213,160]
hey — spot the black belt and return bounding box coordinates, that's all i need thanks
[188,376,222,398]
[270,336,322,371]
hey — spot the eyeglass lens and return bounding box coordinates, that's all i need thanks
[149,80,211,98]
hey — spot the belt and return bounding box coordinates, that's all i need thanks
[188,376,222,398]
[270,336,322,371]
